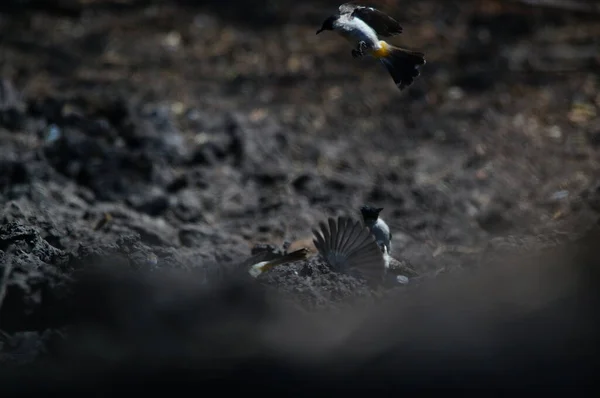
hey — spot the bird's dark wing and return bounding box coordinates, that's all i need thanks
[237,251,273,271]
[313,216,386,285]
[263,248,309,268]
[340,3,403,37]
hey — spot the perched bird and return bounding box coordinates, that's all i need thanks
[360,205,392,256]
[359,205,418,284]
[312,216,387,285]
[316,2,426,90]
[244,212,412,286]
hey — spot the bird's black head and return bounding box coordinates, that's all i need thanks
[316,15,337,34]
[360,205,384,222]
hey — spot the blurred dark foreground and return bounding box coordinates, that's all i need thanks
[2,224,599,394]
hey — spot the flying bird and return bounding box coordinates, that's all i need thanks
[316,2,426,90]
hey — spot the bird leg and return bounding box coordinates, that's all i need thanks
[351,41,368,59]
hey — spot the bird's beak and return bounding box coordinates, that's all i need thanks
[316,28,323,35]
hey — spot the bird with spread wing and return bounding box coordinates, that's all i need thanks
[316,3,426,90]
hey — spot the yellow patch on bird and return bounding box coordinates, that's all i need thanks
[371,41,390,59]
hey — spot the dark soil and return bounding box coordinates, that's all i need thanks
[1,0,600,392]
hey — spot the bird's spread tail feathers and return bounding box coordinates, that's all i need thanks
[378,42,426,90]
[313,217,386,285]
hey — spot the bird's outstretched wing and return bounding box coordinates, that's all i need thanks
[245,248,310,278]
[313,216,386,285]
[339,3,403,37]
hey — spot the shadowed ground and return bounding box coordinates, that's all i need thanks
[1,0,599,392]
